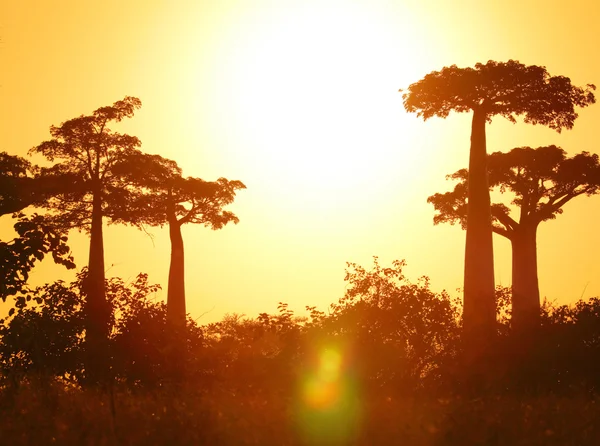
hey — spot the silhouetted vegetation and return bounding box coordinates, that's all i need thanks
[0,152,76,300]
[428,146,600,335]
[1,61,599,444]
[402,60,596,368]
[30,97,146,382]
[3,259,600,444]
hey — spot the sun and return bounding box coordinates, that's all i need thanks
[198,0,436,214]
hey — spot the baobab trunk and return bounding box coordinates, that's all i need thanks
[167,216,186,329]
[166,213,186,383]
[511,222,540,335]
[85,189,110,382]
[463,106,496,365]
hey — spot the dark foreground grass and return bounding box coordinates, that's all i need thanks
[1,383,599,445]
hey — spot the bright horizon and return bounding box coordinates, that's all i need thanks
[2,0,599,323]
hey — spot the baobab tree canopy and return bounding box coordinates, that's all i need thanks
[29,96,143,231]
[111,152,246,230]
[428,146,600,233]
[402,60,596,129]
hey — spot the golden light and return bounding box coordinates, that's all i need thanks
[192,0,439,215]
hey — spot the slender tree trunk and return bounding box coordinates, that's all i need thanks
[463,106,496,370]
[85,188,110,383]
[166,213,186,384]
[511,222,540,334]
[167,215,186,329]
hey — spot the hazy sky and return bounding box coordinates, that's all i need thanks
[1,0,599,323]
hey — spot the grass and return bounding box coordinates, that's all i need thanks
[1,381,599,445]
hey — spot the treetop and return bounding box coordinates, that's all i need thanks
[402,60,596,131]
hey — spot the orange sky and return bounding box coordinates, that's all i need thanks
[1,0,599,323]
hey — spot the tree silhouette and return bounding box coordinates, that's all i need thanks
[29,96,143,381]
[0,270,165,386]
[402,60,596,360]
[0,274,85,381]
[163,176,245,329]
[109,153,245,380]
[321,258,461,393]
[428,146,600,334]
[111,153,245,329]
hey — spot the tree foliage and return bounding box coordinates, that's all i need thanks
[0,152,35,216]
[320,258,461,392]
[0,152,77,301]
[111,152,246,230]
[0,275,85,380]
[0,213,75,300]
[29,97,143,231]
[402,60,596,130]
[0,152,81,216]
[0,270,171,385]
[427,146,600,238]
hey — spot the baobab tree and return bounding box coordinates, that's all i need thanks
[401,60,596,360]
[30,97,143,381]
[428,146,600,334]
[111,153,246,330]
[109,153,244,380]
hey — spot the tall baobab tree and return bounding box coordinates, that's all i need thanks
[111,153,245,329]
[428,146,600,334]
[401,60,595,362]
[31,97,144,381]
[110,153,245,380]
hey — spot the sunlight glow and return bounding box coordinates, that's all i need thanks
[195,0,435,211]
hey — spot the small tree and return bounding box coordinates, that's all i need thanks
[30,97,143,381]
[428,146,600,333]
[402,60,595,361]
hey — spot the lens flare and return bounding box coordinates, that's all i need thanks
[319,349,342,382]
[295,344,361,445]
